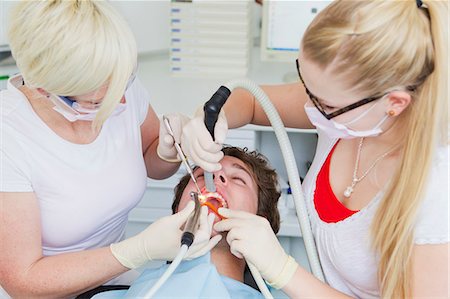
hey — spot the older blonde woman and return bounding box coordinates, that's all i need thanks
[0,1,219,297]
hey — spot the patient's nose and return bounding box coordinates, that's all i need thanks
[213,173,227,185]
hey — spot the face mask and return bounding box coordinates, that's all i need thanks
[304,101,389,139]
[50,95,126,122]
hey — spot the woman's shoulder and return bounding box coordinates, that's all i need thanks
[123,76,151,125]
[0,87,27,118]
[414,143,449,244]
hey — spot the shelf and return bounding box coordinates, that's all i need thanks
[242,124,316,134]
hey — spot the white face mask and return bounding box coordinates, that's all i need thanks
[50,95,126,122]
[304,101,389,139]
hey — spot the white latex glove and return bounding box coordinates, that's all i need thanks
[157,113,191,162]
[181,107,228,172]
[214,208,291,284]
[110,202,222,269]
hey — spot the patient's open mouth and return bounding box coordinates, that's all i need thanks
[198,188,228,220]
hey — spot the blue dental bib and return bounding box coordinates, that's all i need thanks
[93,253,264,298]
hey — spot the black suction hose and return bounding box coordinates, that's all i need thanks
[203,86,231,139]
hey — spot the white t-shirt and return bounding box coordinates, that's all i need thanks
[302,129,449,298]
[0,75,150,258]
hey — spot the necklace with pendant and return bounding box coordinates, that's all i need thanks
[344,137,396,198]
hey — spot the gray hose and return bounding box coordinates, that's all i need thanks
[224,79,325,282]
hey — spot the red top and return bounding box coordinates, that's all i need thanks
[314,142,359,223]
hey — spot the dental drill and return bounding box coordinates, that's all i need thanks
[142,192,202,299]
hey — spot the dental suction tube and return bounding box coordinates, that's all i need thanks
[220,79,325,283]
[203,86,231,139]
[204,81,326,287]
[202,86,231,193]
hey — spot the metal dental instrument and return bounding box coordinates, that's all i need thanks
[162,116,201,194]
[181,191,202,246]
[203,87,231,192]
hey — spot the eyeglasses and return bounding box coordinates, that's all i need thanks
[56,66,138,112]
[296,59,387,120]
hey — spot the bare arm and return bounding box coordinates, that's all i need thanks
[282,266,353,298]
[411,243,449,298]
[281,243,449,298]
[223,82,314,130]
[0,192,128,298]
[141,105,180,180]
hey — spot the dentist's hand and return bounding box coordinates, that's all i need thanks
[157,113,190,162]
[110,202,222,269]
[214,208,297,288]
[181,107,228,172]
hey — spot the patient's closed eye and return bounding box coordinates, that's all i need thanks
[233,177,246,185]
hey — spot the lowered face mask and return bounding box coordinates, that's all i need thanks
[50,95,126,122]
[304,100,389,139]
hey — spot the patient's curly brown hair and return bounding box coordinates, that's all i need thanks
[172,146,281,233]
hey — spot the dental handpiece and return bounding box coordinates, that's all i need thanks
[181,192,202,247]
[203,86,231,192]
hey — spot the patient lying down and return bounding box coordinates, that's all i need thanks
[93,146,281,298]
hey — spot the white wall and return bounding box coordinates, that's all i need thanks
[109,1,171,53]
[0,1,171,53]
[0,1,15,47]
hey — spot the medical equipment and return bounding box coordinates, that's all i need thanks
[143,192,202,298]
[202,87,231,193]
[208,80,324,285]
[163,116,202,194]
[261,1,331,63]
[181,192,202,246]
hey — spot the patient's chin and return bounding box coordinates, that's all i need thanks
[214,232,229,248]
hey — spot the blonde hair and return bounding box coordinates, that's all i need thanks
[302,0,448,297]
[8,0,137,130]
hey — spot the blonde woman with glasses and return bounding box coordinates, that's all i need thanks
[181,0,448,298]
[0,1,220,298]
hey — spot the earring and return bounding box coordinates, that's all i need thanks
[388,110,396,116]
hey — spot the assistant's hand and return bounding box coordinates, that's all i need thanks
[110,202,222,269]
[214,208,297,288]
[181,107,228,172]
[157,113,190,162]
